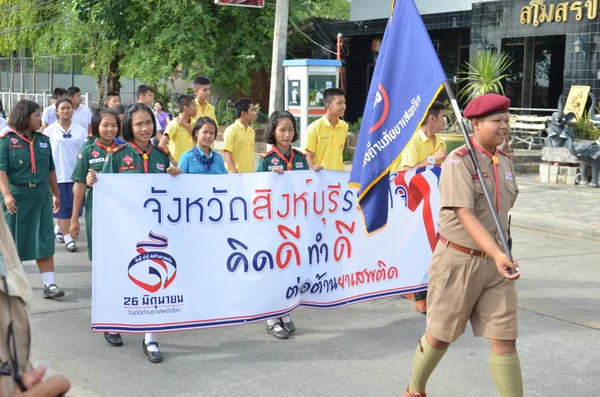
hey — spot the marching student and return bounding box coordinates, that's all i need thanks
[178,117,227,174]
[403,94,522,397]
[256,110,322,339]
[41,87,67,132]
[153,101,170,134]
[158,95,197,163]
[104,92,121,108]
[45,98,88,253]
[86,104,180,363]
[70,108,123,347]
[136,85,161,142]
[222,98,256,174]
[67,86,93,133]
[0,100,64,299]
[190,75,218,126]
[305,88,349,171]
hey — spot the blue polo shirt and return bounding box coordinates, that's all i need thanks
[179,146,227,174]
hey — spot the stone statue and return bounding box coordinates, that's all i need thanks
[545,94,575,148]
[564,126,600,187]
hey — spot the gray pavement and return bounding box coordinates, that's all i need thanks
[22,224,600,396]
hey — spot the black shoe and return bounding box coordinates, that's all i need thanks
[104,332,123,347]
[266,321,289,339]
[55,233,64,243]
[142,340,163,363]
[280,318,296,334]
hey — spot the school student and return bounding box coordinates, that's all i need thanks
[70,108,123,347]
[115,104,126,123]
[44,98,88,253]
[104,92,121,108]
[136,85,160,141]
[86,104,181,363]
[256,110,322,339]
[222,98,256,174]
[153,101,170,134]
[0,100,64,299]
[158,95,198,162]
[41,87,67,132]
[179,117,226,174]
[190,75,218,126]
[67,86,93,134]
[305,88,349,171]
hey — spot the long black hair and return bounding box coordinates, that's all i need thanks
[263,111,299,145]
[91,108,121,139]
[121,104,156,142]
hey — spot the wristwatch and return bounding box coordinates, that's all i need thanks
[427,155,436,165]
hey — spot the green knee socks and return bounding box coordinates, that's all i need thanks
[408,335,447,393]
[490,352,524,397]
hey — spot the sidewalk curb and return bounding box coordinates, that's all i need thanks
[511,211,600,242]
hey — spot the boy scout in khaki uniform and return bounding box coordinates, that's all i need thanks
[404,94,523,397]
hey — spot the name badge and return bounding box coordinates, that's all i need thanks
[89,158,106,165]
[268,165,283,171]
[39,142,48,148]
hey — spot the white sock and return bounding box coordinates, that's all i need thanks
[281,315,292,323]
[54,224,61,234]
[41,272,55,286]
[64,234,73,244]
[267,319,279,326]
[144,333,158,352]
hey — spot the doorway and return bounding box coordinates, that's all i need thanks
[502,35,565,109]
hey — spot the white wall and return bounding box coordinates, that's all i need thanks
[350,0,495,21]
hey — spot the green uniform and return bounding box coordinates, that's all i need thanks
[71,138,118,260]
[102,142,171,175]
[0,130,56,261]
[255,148,309,172]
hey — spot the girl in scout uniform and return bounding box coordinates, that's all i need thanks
[179,117,227,174]
[86,104,181,363]
[70,108,124,348]
[256,110,322,339]
[0,100,65,300]
[45,97,88,253]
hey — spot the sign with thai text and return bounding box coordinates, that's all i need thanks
[520,0,598,26]
[214,0,265,8]
[91,169,440,333]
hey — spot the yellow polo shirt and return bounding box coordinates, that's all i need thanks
[191,99,218,126]
[223,119,255,173]
[164,119,194,162]
[305,116,348,171]
[391,129,445,171]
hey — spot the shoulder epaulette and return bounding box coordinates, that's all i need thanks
[112,144,127,154]
[454,146,470,157]
[261,150,274,159]
[155,145,170,156]
[36,131,49,139]
[0,130,11,139]
[498,149,510,157]
[293,148,307,157]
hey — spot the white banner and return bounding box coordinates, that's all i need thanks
[91,169,441,333]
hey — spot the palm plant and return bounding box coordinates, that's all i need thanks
[458,50,513,101]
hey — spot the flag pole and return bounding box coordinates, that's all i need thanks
[443,81,514,263]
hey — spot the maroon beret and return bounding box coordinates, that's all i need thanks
[463,93,511,119]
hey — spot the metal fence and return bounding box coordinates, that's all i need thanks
[0,91,91,114]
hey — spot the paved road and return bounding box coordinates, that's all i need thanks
[21,226,600,397]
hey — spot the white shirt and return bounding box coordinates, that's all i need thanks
[0,116,7,132]
[45,121,88,183]
[42,104,57,125]
[71,104,92,132]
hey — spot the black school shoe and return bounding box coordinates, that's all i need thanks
[266,321,289,339]
[55,233,65,243]
[104,332,123,347]
[142,340,164,363]
[280,318,296,334]
[66,241,78,252]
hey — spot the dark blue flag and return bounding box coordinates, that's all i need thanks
[349,0,447,235]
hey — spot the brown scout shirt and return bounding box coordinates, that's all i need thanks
[0,210,31,395]
[438,143,519,251]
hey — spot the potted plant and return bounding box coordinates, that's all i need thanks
[439,50,513,152]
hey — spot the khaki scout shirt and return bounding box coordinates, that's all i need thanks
[438,144,518,251]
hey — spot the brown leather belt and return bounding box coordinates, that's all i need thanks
[438,236,489,258]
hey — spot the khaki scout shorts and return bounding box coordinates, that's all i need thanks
[426,243,518,343]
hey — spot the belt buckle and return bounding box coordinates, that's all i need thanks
[28,183,36,188]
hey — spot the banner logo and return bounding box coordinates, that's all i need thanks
[128,231,177,293]
[369,83,390,134]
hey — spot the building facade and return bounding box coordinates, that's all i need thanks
[318,0,600,121]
